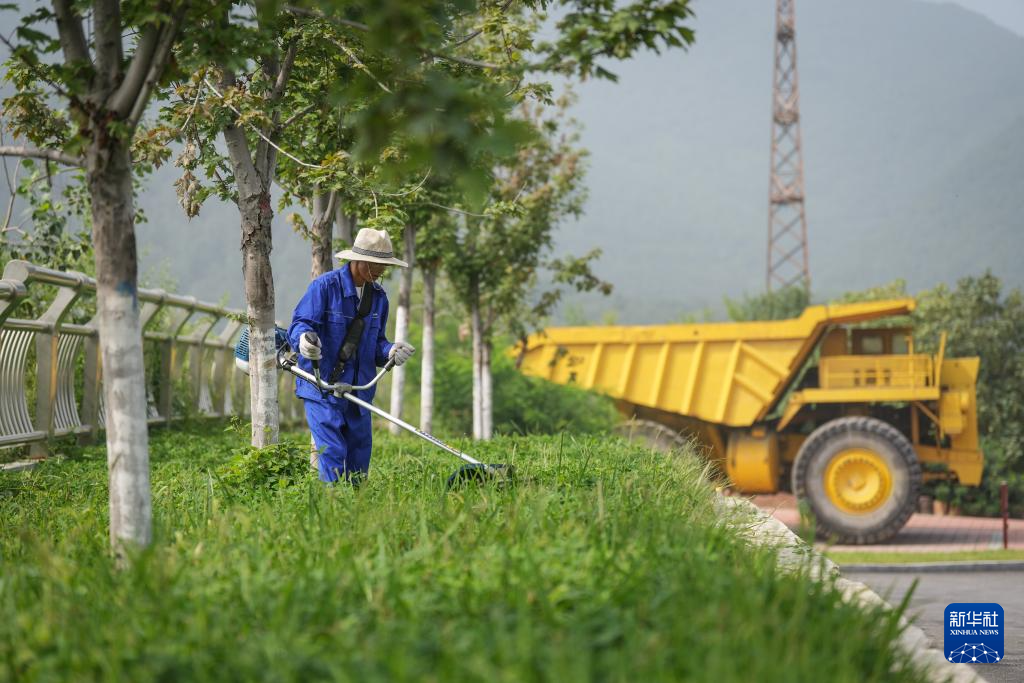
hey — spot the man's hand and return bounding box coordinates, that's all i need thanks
[299,331,322,361]
[389,341,415,366]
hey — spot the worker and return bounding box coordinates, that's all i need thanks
[287,227,415,483]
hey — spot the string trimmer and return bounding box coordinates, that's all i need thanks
[275,344,513,488]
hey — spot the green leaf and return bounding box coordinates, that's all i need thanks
[15,26,51,44]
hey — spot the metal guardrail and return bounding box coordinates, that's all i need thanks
[0,259,301,454]
[820,355,934,390]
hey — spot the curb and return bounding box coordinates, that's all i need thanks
[1,460,39,473]
[719,496,985,683]
[840,560,1024,574]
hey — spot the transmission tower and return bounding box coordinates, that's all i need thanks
[766,0,810,291]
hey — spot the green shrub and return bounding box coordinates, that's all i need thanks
[725,284,810,322]
[215,438,312,492]
[210,417,312,492]
[433,350,620,436]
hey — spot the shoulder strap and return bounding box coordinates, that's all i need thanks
[356,284,374,318]
[329,285,375,382]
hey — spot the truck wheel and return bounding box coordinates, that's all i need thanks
[791,417,920,544]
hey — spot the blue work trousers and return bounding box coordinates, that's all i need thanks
[305,398,373,483]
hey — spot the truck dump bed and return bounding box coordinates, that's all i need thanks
[516,299,914,428]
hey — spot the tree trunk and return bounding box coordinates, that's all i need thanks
[419,264,436,434]
[310,189,335,279]
[222,105,280,448]
[388,224,415,434]
[239,188,279,447]
[87,134,151,553]
[309,189,335,469]
[335,202,356,246]
[481,340,493,439]
[470,280,483,440]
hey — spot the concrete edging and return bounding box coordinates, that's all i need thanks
[1,460,39,473]
[718,496,985,683]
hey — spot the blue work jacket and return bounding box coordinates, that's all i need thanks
[287,265,393,412]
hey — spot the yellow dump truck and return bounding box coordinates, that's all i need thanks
[515,299,983,544]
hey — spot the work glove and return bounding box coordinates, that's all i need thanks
[389,341,415,366]
[299,331,322,361]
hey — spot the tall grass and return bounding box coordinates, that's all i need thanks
[0,421,926,682]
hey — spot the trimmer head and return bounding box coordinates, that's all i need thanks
[446,463,515,489]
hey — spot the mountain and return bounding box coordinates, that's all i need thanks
[2,0,1022,324]
[554,0,1024,322]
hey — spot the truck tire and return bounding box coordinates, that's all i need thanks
[791,416,920,544]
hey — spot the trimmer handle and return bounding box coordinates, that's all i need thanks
[311,358,326,398]
[279,352,396,397]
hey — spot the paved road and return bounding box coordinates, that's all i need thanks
[844,570,1024,683]
[751,493,1024,552]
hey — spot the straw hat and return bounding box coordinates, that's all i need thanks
[335,228,409,268]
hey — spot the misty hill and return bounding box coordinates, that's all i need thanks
[3,0,1022,325]
[554,0,1024,321]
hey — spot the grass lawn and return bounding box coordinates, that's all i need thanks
[0,420,929,682]
[827,549,1024,564]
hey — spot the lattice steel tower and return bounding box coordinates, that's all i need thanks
[767,0,810,291]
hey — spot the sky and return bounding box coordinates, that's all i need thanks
[920,0,1024,35]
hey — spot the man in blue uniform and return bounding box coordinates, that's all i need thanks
[288,228,415,483]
